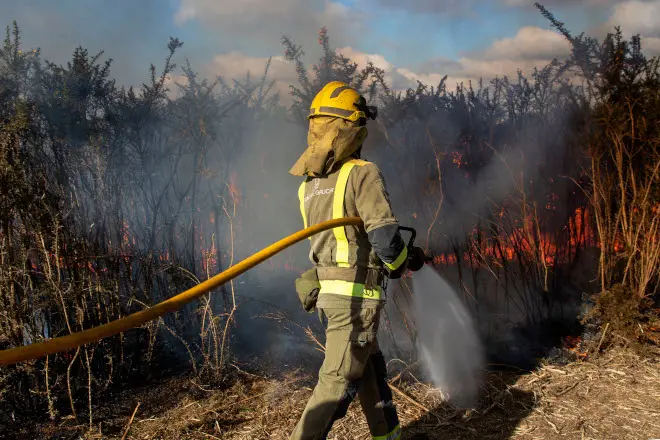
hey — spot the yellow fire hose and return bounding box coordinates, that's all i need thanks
[0,217,363,366]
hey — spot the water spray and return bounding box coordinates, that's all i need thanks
[397,226,484,408]
[411,265,485,408]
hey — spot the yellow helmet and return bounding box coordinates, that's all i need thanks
[308,81,377,122]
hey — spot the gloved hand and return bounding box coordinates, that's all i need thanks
[407,246,426,272]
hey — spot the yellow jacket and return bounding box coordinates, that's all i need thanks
[292,118,408,304]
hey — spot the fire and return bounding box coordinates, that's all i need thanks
[545,193,560,212]
[121,220,135,250]
[228,172,241,205]
[433,254,458,265]
[566,207,595,248]
[200,239,218,275]
[450,151,463,167]
[431,205,599,268]
[563,335,588,358]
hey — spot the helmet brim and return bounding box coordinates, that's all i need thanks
[308,106,365,122]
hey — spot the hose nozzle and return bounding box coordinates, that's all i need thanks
[398,226,430,272]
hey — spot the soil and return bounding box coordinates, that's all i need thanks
[10,345,660,440]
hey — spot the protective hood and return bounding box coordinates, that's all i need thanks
[289,117,367,177]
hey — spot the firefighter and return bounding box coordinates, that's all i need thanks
[289,81,425,440]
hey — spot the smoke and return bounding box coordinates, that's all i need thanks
[412,266,485,408]
[219,59,579,372]
[208,100,326,365]
[367,89,588,369]
[1,0,598,373]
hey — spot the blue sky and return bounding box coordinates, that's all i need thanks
[2,0,659,95]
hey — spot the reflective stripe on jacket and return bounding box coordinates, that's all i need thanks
[298,158,407,302]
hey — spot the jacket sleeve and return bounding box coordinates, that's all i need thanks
[353,163,408,273]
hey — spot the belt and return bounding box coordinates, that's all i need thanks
[318,279,383,300]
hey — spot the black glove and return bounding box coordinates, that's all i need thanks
[407,246,426,272]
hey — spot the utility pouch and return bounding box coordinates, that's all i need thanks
[295,267,321,313]
[365,267,384,291]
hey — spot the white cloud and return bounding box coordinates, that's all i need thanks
[608,0,660,37]
[393,67,473,90]
[642,36,660,55]
[372,0,616,14]
[161,52,299,104]
[201,48,392,105]
[163,74,189,100]
[196,23,572,102]
[504,0,614,6]
[175,0,307,26]
[370,0,477,15]
[208,53,295,81]
[336,47,393,71]
[169,0,653,103]
[333,47,528,91]
[503,0,533,5]
[173,0,366,54]
[594,0,660,56]
[458,58,525,78]
[206,52,298,102]
[482,26,570,61]
[323,2,366,34]
[335,27,569,92]
[393,26,569,89]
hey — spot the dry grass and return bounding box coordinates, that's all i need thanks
[17,346,659,440]
[513,348,660,440]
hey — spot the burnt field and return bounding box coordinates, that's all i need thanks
[1,4,660,439]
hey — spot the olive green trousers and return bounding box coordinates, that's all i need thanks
[289,305,401,440]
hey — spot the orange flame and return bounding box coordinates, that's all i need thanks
[432,206,598,267]
[450,151,463,167]
[563,335,588,358]
[121,220,135,250]
[228,172,241,205]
